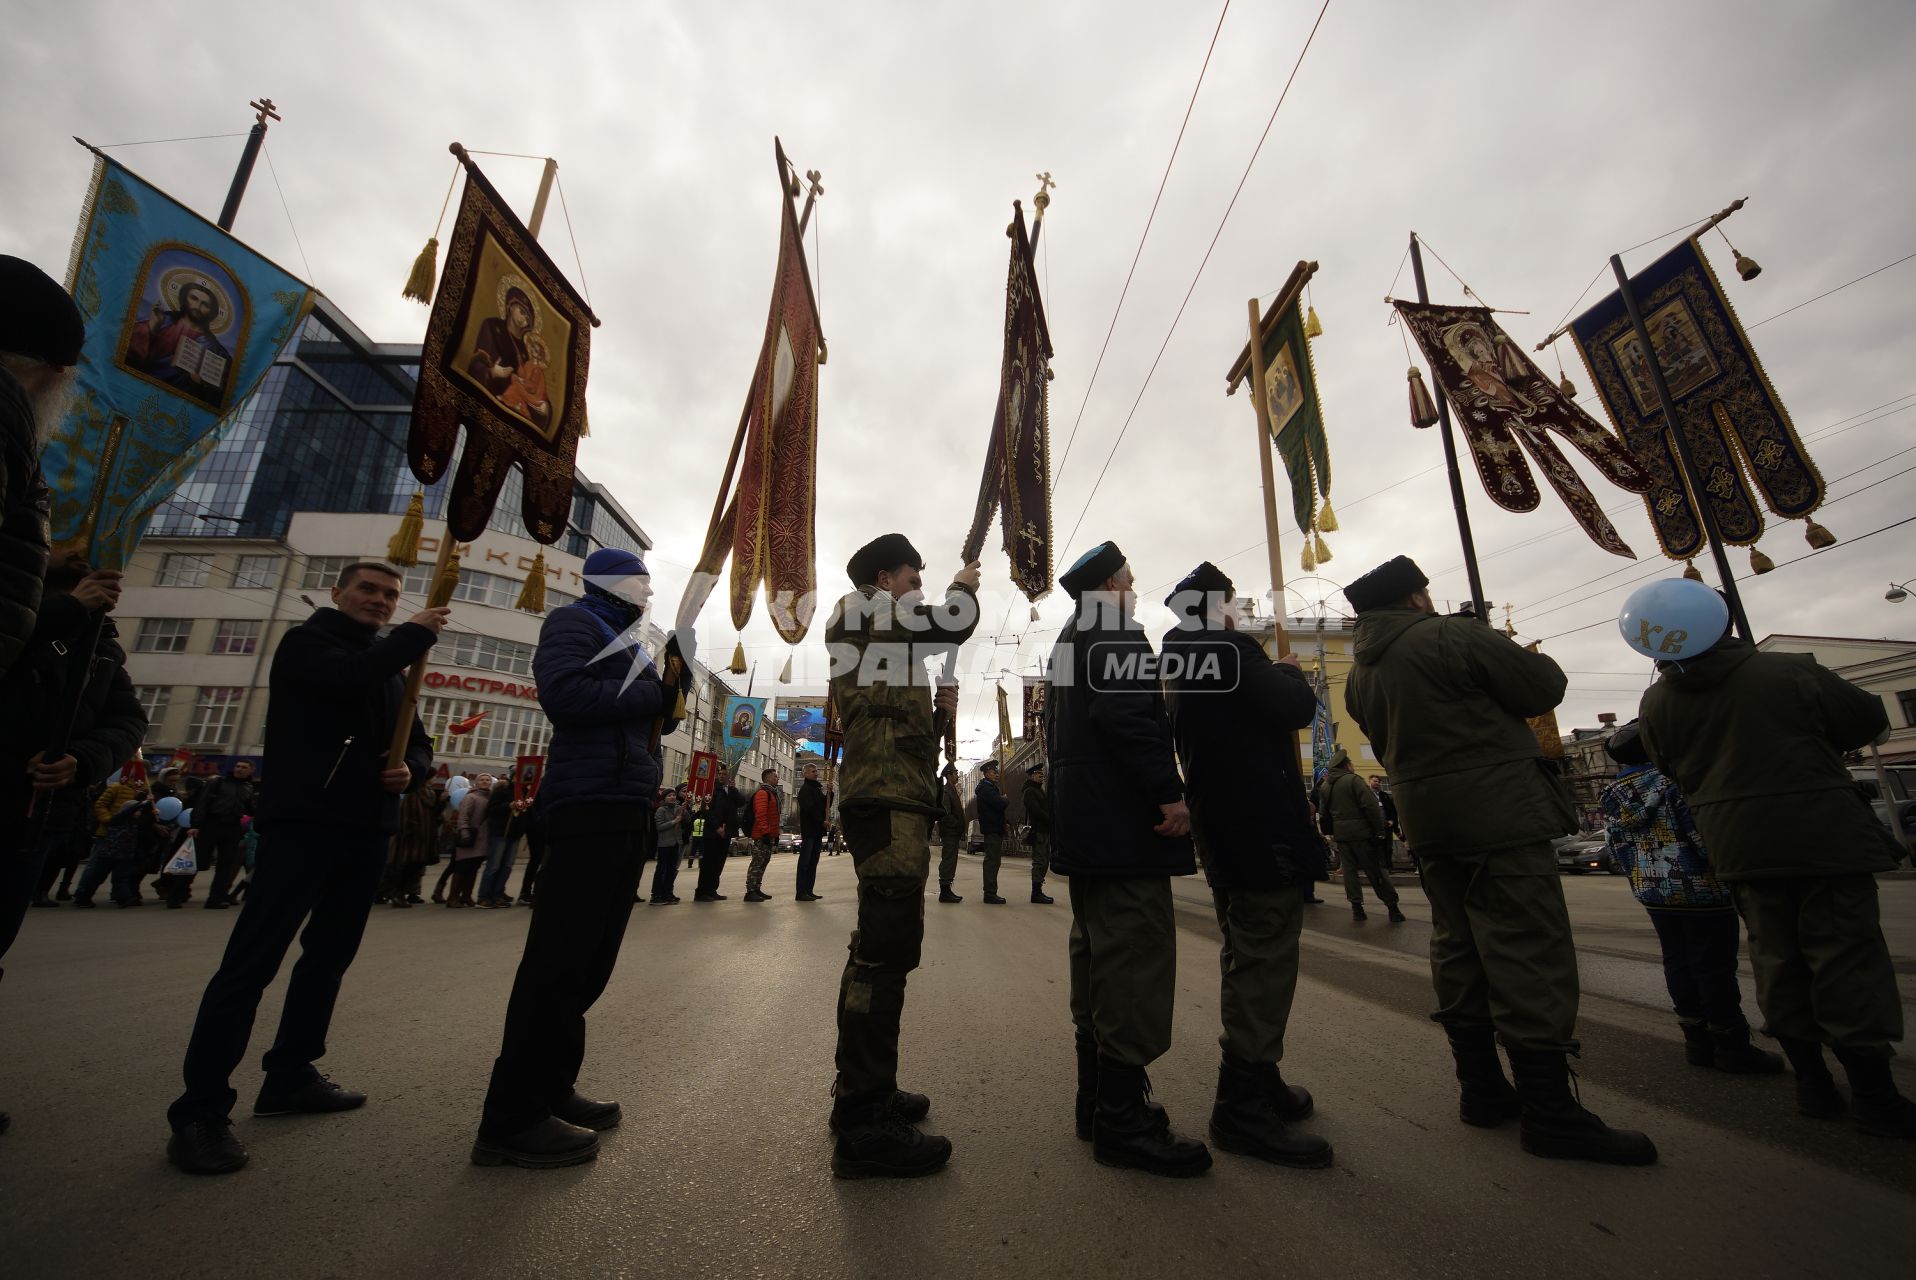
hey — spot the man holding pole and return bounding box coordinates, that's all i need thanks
[165,562,444,1175]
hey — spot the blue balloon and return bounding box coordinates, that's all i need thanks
[1618,579,1729,662]
[155,796,183,822]
[177,807,194,828]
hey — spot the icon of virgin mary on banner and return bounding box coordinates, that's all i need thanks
[1395,301,1651,558]
[409,144,597,544]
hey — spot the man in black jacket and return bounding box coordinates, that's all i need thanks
[1047,540,1208,1178]
[693,765,743,901]
[1162,562,1331,1170]
[1023,764,1053,904]
[795,761,828,901]
[165,562,444,1175]
[196,761,257,909]
[975,761,1010,904]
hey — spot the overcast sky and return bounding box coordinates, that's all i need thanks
[7,0,1914,758]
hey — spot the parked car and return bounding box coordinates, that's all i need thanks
[1553,834,1620,875]
[1849,765,1916,846]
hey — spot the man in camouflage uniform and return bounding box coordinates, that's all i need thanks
[824,533,981,1178]
[1023,763,1053,904]
[1322,749,1404,923]
[936,766,966,904]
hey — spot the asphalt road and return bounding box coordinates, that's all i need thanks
[2,855,1912,1279]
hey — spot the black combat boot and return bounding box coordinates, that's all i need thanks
[1778,1037,1845,1119]
[1092,1057,1211,1177]
[938,885,962,903]
[1351,904,1367,922]
[1209,1056,1333,1169]
[1073,1031,1166,1140]
[1030,887,1054,904]
[830,1097,953,1179]
[1707,1021,1785,1075]
[1444,1025,1521,1127]
[1679,1019,1715,1067]
[1265,1066,1315,1121]
[1386,905,1407,923]
[1832,1047,1916,1139]
[1506,1049,1657,1165]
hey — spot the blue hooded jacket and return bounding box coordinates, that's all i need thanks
[533,598,674,817]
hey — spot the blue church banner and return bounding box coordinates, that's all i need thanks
[40,144,313,568]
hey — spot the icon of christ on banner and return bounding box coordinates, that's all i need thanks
[119,246,245,410]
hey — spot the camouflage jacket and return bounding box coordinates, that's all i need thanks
[825,582,979,814]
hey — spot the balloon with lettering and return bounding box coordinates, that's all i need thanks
[1618,579,1730,662]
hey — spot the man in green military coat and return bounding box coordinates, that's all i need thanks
[936,766,966,904]
[1023,763,1053,904]
[1343,556,1655,1166]
[1322,749,1404,923]
[1634,580,1914,1138]
[824,533,981,1178]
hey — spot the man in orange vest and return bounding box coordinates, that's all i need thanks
[744,768,783,903]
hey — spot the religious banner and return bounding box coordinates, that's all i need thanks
[40,145,313,569]
[721,695,769,771]
[961,201,1054,601]
[409,144,598,544]
[1569,238,1830,562]
[1310,696,1335,786]
[1257,295,1333,566]
[512,754,544,802]
[997,682,1015,756]
[1395,301,1651,558]
[1021,679,1046,754]
[685,139,826,645]
[687,750,719,800]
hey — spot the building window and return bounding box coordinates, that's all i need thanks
[233,554,283,589]
[134,618,194,653]
[1900,689,1916,727]
[188,687,245,747]
[154,553,213,588]
[211,619,262,656]
[133,686,173,745]
[301,555,358,591]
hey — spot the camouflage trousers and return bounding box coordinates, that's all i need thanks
[834,806,932,1105]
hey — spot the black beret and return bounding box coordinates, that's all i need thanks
[847,533,924,586]
[0,255,85,366]
[1165,560,1234,610]
[1059,541,1125,598]
[1344,556,1430,613]
[1604,721,1649,766]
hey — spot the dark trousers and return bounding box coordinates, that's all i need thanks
[1067,875,1177,1067]
[519,827,547,899]
[33,825,90,900]
[649,843,682,900]
[0,793,53,963]
[796,826,823,897]
[200,823,246,904]
[1646,909,1747,1028]
[168,824,388,1129]
[479,822,646,1137]
[1732,874,1903,1054]
[694,835,730,896]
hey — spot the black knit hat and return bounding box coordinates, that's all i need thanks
[0,255,85,366]
[847,533,924,586]
[1059,541,1125,598]
[1344,556,1430,613]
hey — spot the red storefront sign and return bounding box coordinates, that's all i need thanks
[423,671,540,701]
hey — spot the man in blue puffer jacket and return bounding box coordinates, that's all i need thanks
[471,547,683,1169]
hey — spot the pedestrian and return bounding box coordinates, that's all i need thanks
[975,761,1009,904]
[383,778,445,909]
[194,760,257,910]
[1631,579,1915,1138]
[0,255,84,686]
[471,547,681,1169]
[1161,560,1332,1169]
[163,561,444,1175]
[446,775,492,908]
[516,798,547,904]
[1,555,143,963]
[935,766,966,904]
[1323,749,1405,923]
[477,773,524,907]
[1047,540,1210,1178]
[1023,763,1054,904]
[1343,555,1654,1165]
[823,533,980,1177]
[648,788,685,904]
[692,765,742,901]
[744,767,782,902]
[795,761,828,901]
[1599,722,1781,1074]
[155,808,198,907]
[74,790,168,908]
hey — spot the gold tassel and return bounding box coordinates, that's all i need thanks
[514,552,547,613]
[1407,367,1439,429]
[779,652,794,683]
[1300,541,1317,573]
[1803,519,1837,549]
[386,492,425,567]
[1029,604,1040,621]
[1314,532,1332,564]
[1557,372,1577,399]
[1304,305,1323,339]
[1315,499,1339,533]
[1682,560,1704,582]
[402,238,438,304]
[1494,334,1527,380]
[1750,546,1776,575]
[428,552,462,609]
[728,642,748,674]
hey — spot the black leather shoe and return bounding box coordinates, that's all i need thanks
[694,892,727,902]
[1030,890,1055,904]
[168,1119,249,1175]
[254,1074,367,1117]
[831,1104,951,1179]
[204,899,232,910]
[471,1116,600,1168]
[1351,905,1367,922]
[1093,1058,1211,1177]
[939,888,962,904]
[983,894,1007,905]
[554,1092,622,1131]
[1386,906,1407,923]
[796,893,823,901]
[829,1088,931,1133]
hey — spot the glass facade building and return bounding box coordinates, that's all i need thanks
[147,297,647,558]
